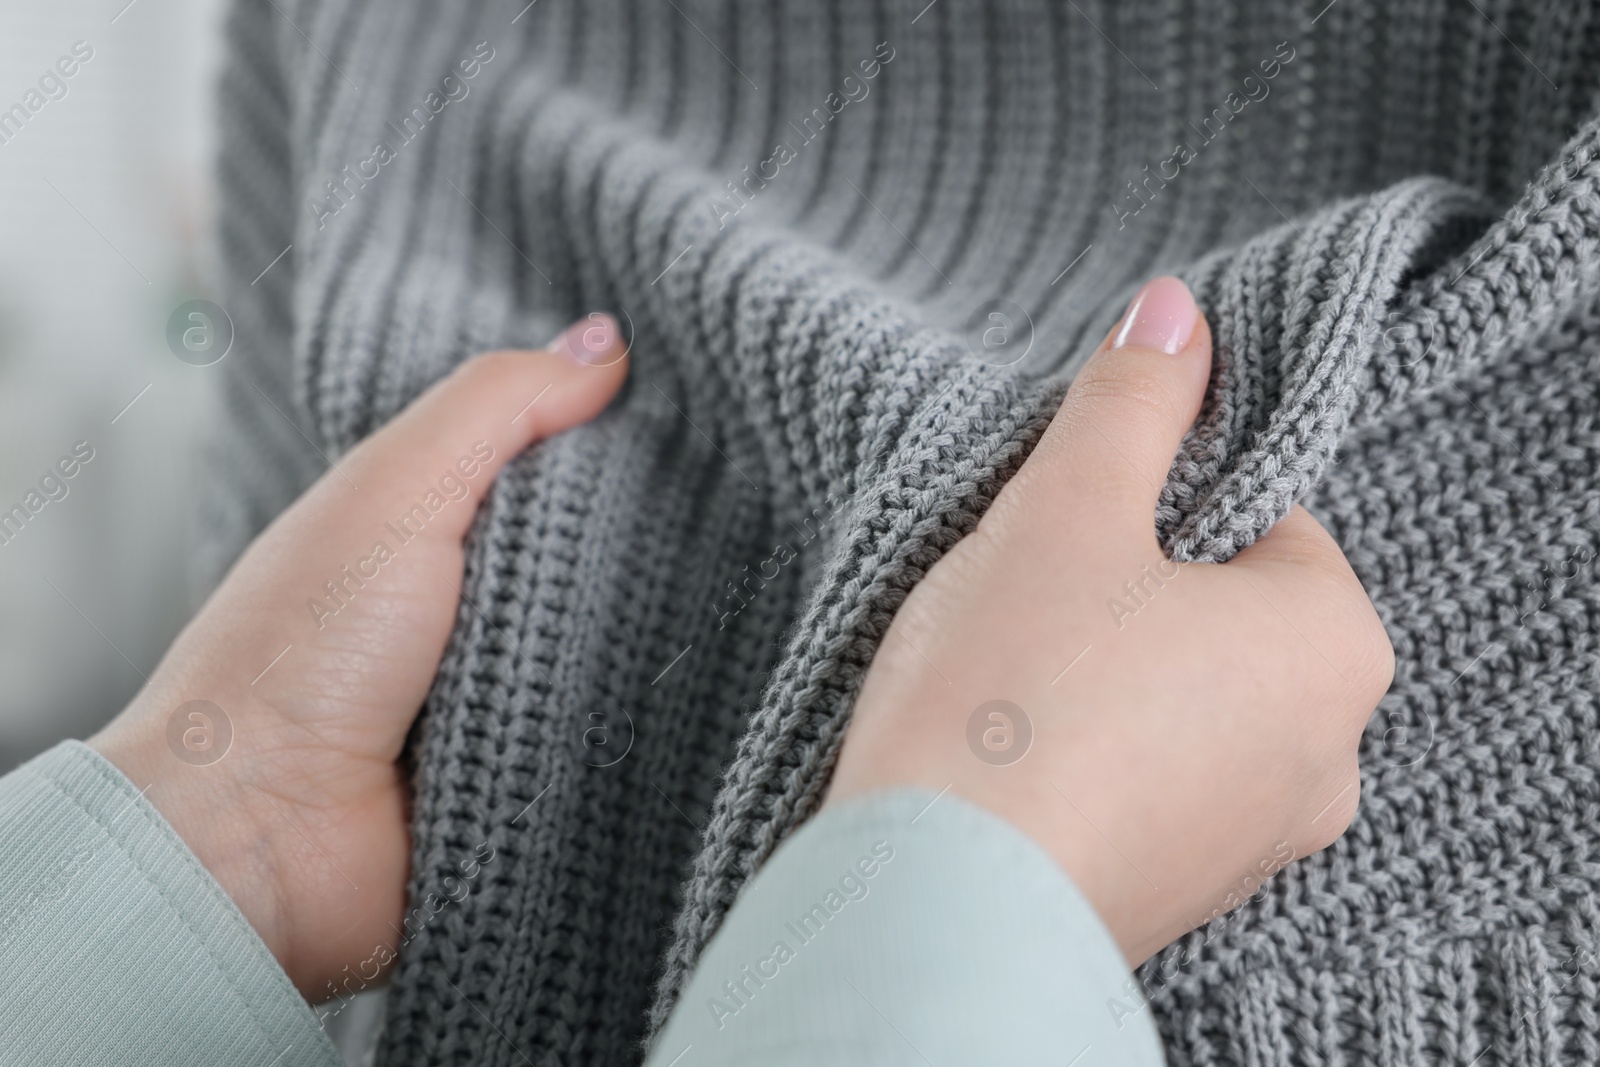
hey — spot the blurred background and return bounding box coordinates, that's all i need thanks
[0,0,227,772]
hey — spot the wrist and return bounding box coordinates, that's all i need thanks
[87,701,293,975]
[826,750,1143,963]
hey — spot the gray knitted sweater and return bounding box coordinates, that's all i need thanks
[200,0,1600,1063]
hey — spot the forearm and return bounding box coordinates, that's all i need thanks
[648,788,1165,1066]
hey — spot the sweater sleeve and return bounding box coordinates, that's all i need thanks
[0,744,1164,1066]
[0,741,340,1067]
[646,788,1167,1067]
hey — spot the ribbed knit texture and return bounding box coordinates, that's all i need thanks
[199,1,1600,1063]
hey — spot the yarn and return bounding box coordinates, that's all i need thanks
[199,1,1600,1063]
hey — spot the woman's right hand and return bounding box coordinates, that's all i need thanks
[827,276,1394,966]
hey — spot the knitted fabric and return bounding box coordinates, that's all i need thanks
[198,0,1600,1063]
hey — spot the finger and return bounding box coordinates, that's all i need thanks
[1231,504,1396,710]
[337,313,630,540]
[1019,277,1213,544]
[1229,504,1354,576]
[1228,504,1367,653]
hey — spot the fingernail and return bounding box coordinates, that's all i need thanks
[1111,276,1198,355]
[547,313,621,366]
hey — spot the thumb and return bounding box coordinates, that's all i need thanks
[1024,276,1212,545]
[338,313,630,541]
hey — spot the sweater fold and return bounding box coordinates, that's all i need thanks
[200,2,1600,1063]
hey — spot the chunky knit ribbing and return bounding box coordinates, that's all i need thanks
[199,1,1600,1063]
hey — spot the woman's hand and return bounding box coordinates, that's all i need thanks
[827,277,1394,966]
[88,316,628,998]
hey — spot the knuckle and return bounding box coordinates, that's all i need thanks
[1303,767,1362,853]
[460,348,526,386]
[1332,593,1397,715]
[1357,620,1397,705]
[1068,357,1183,432]
[1285,563,1395,719]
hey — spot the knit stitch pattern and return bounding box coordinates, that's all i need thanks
[198,1,1600,1063]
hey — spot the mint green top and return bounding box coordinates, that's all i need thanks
[0,742,1164,1066]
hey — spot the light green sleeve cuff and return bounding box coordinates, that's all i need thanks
[0,741,340,1067]
[649,788,1166,1067]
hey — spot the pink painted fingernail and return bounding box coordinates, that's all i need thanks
[1111,276,1198,355]
[548,313,622,366]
